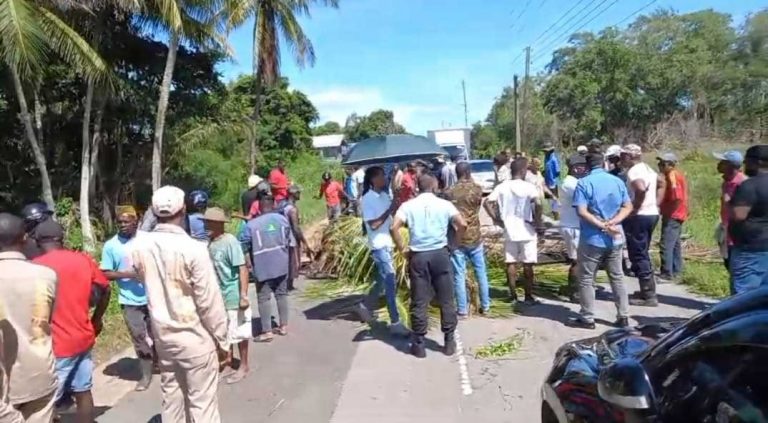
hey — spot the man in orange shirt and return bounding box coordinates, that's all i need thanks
[317,171,347,221]
[657,153,688,283]
[268,160,290,203]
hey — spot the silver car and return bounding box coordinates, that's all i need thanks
[469,159,495,194]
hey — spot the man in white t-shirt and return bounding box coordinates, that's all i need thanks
[484,159,543,306]
[357,166,409,337]
[620,144,659,307]
[559,154,589,302]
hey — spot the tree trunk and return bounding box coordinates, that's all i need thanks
[249,75,264,173]
[152,32,179,191]
[89,94,107,198]
[34,91,44,148]
[11,66,55,209]
[80,79,96,253]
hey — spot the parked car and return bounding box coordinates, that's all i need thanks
[541,287,768,423]
[469,159,495,194]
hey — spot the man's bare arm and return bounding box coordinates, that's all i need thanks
[450,214,467,249]
[630,179,647,212]
[731,205,752,222]
[483,200,502,226]
[390,216,407,254]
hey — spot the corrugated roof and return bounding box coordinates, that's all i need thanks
[312,134,345,148]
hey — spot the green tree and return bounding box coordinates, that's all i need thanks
[344,109,406,141]
[227,0,339,172]
[313,121,341,135]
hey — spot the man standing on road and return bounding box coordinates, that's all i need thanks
[242,195,294,342]
[440,156,458,190]
[728,145,768,294]
[494,152,511,184]
[281,185,312,290]
[485,159,543,306]
[714,150,746,278]
[559,154,589,302]
[20,202,55,260]
[269,159,290,203]
[203,208,251,384]
[187,190,210,243]
[357,166,409,336]
[0,213,57,423]
[391,174,467,358]
[543,142,561,220]
[33,220,111,423]
[446,162,491,317]
[604,144,633,275]
[131,186,229,423]
[569,153,633,329]
[395,162,419,207]
[101,206,155,391]
[621,144,659,307]
[317,172,347,222]
[242,174,264,215]
[657,153,689,283]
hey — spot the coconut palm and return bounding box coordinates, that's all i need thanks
[148,0,230,190]
[226,0,339,172]
[1,0,110,209]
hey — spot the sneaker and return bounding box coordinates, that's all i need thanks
[444,333,457,356]
[479,307,490,315]
[656,273,674,284]
[457,313,469,320]
[410,339,426,358]
[615,317,630,328]
[566,318,596,330]
[355,304,375,323]
[522,296,541,306]
[389,322,410,337]
[629,296,659,307]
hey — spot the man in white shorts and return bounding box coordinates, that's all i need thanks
[204,207,251,384]
[485,159,543,306]
[559,154,589,302]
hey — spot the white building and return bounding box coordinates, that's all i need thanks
[312,134,346,161]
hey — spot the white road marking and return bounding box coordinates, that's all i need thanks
[455,330,473,396]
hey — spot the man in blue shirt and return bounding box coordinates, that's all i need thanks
[391,174,467,358]
[101,206,155,391]
[542,142,561,220]
[187,190,209,242]
[570,153,633,330]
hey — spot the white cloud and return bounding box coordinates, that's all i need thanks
[303,86,452,134]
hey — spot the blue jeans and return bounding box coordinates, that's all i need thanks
[450,244,491,315]
[660,217,684,277]
[730,248,768,295]
[54,349,94,402]
[364,247,400,324]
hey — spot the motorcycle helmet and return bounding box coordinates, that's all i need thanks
[188,190,209,211]
[21,202,53,231]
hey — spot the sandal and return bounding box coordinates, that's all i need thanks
[273,327,288,336]
[255,334,274,343]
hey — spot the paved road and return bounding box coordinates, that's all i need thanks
[94,274,712,423]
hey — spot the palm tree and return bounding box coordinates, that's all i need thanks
[148,0,229,190]
[1,0,109,209]
[227,0,339,172]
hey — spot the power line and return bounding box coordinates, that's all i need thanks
[510,0,533,32]
[529,0,591,47]
[615,0,659,26]
[532,0,602,50]
[531,0,618,63]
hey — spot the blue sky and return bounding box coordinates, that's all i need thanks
[219,0,766,135]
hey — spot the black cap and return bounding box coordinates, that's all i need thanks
[586,153,604,169]
[567,153,587,167]
[587,138,603,147]
[34,219,64,242]
[745,145,768,162]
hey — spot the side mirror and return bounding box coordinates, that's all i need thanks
[598,358,654,410]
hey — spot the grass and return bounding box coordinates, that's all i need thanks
[473,330,529,359]
[286,152,342,224]
[93,294,129,363]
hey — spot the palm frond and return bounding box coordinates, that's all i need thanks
[253,1,280,83]
[274,0,315,69]
[224,0,253,31]
[0,0,47,77]
[150,0,183,32]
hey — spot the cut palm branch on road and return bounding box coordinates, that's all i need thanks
[473,330,530,360]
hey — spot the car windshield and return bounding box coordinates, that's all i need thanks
[470,161,494,173]
[443,145,467,160]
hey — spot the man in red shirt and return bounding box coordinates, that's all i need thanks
[33,220,111,423]
[268,160,290,203]
[657,153,688,283]
[396,162,419,206]
[316,171,347,221]
[714,150,746,278]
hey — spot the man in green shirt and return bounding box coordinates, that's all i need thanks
[203,207,251,384]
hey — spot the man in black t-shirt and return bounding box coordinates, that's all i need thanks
[728,144,768,294]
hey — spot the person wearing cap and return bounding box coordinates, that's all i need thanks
[620,143,660,307]
[559,153,589,302]
[187,190,210,242]
[391,173,466,358]
[241,174,264,216]
[728,145,768,294]
[569,153,632,330]
[101,206,156,391]
[713,150,747,276]
[246,179,274,219]
[0,213,58,423]
[656,153,689,283]
[316,171,347,222]
[130,186,229,423]
[268,160,290,203]
[604,145,624,178]
[281,185,312,291]
[20,201,55,259]
[203,208,251,384]
[33,220,111,423]
[576,145,588,155]
[587,138,602,154]
[241,195,294,342]
[542,142,561,220]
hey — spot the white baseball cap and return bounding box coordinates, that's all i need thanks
[152,186,185,217]
[576,145,588,153]
[247,174,263,188]
[605,145,622,158]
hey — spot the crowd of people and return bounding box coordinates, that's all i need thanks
[0,141,765,421]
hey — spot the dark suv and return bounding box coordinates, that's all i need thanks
[541,287,768,423]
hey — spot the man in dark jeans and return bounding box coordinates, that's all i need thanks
[620,144,660,307]
[391,174,467,358]
[657,153,689,282]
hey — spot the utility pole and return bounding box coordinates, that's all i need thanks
[522,46,531,149]
[461,79,469,127]
[514,75,521,153]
